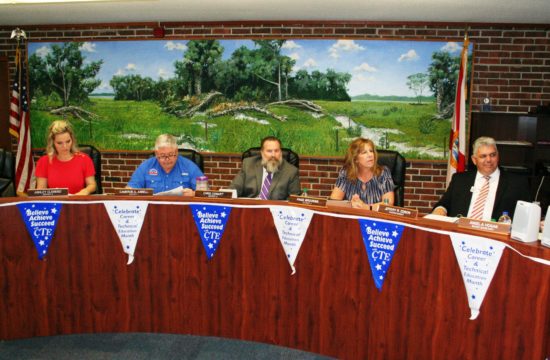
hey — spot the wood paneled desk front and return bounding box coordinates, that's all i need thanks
[0,196,548,359]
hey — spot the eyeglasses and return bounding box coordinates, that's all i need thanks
[157,153,178,161]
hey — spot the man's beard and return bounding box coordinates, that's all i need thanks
[262,157,283,174]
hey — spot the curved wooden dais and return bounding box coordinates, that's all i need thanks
[0,196,549,359]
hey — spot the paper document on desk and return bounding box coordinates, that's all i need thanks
[327,199,352,208]
[155,186,184,196]
[423,214,459,223]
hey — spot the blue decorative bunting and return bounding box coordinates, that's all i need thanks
[358,219,404,290]
[17,202,62,260]
[190,204,232,260]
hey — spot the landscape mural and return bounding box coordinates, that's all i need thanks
[27,39,472,159]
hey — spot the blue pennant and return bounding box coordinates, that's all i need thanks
[17,202,63,260]
[190,204,232,260]
[358,219,405,290]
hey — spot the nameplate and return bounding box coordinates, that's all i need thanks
[195,190,234,199]
[458,217,511,235]
[288,195,327,207]
[113,188,153,196]
[28,188,68,196]
[378,204,418,219]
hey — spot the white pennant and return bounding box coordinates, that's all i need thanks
[270,206,314,275]
[104,201,148,265]
[450,233,505,320]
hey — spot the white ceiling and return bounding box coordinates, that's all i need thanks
[0,0,549,26]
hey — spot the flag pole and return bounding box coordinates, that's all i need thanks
[9,28,35,195]
[446,28,470,186]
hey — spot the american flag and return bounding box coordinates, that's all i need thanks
[9,46,35,194]
[446,35,469,186]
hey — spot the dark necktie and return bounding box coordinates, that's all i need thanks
[260,172,272,200]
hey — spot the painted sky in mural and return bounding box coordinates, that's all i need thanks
[29,39,464,97]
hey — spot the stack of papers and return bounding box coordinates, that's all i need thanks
[423,214,459,223]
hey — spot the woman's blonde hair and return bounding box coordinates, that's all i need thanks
[343,138,382,181]
[45,120,79,158]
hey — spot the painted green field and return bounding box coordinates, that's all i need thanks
[30,98,451,159]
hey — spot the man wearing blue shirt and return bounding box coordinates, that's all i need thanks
[127,134,203,195]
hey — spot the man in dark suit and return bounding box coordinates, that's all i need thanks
[432,136,531,220]
[230,136,301,200]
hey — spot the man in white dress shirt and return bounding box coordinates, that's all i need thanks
[432,136,531,220]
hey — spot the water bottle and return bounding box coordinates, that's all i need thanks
[497,211,512,224]
[196,176,209,191]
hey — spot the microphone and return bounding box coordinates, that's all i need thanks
[534,175,545,204]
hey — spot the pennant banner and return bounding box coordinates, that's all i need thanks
[270,206,314,274]
[359,219,405,290]
[450,233,505,320]
[190,204,232,260]
[17,202,62,260]
[104,201,148,265]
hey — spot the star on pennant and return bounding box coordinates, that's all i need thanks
[51,208,57,214]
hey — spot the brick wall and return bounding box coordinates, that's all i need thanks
[94,150,445,214]
[4,21,550,213]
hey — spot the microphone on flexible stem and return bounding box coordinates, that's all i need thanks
[533,175,545,205]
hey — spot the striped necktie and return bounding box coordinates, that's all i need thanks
[260,172,272,200]
[470,175,490,220]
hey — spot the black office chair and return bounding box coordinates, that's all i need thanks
[79,144,103,194]
[377,149,406,207]
[149,148,204,172]
[241,147,300,169]
[179,149,204,172]
[0,148,16,197]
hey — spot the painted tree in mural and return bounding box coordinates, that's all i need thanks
[110,74,155,101]
[103,39,351,111]
[287,69,351,101]
[176,40,224,96]
[427,51,460,118]
[406,73,430,104]
[252,40,287,102]
[215,46,256,100]
[29,42,102,108]
[281,56,294,99]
